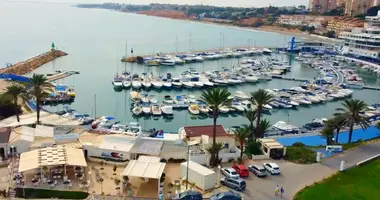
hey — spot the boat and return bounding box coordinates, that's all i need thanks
[182,78,194,88]
[172,78,182,88]
[130,91,141,101]
[160,58,176,66]
[188,104,200,115]
[262,48,272,55]
[125,122,142,136]
[113,76,123,90]
[272,121,299,134]
[235,91,250,100]
[174,95,188,106]
[132,76,142,89]
[123,77,131,89]
[198,104,210,114]
[149,95,158,104]
[132,106,143,116]
[191,77,204,88]
[142,104,151,115]
[141,75,152,88]
[141,94,150,103]
[244,74,259,83]
[162,78,172,89]
[219,106,230,113]
[163,95,174,104]
[161,105,174,115]
[151,77,163,89]
[151,104,162,116]
[231,101,245,112]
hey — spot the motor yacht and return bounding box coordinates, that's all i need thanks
[172,78,182,88]
[151,104,162,116]
[188,104,200,115]
[131,76,142,89]
[161,105,174,115]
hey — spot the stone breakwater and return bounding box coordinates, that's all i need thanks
[0,50,68,75]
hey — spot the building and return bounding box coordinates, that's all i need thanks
[276,15,333,28]
[337,0,346,6]
[309,0,337,14]
[327,17,364,33]
[344,0,376,16]
[339,11,380,61]
[365,11,380,27]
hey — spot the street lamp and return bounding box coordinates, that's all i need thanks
[186,143,190,189]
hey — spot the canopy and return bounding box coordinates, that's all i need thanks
[18,146,87,173]
[121,156,166,179]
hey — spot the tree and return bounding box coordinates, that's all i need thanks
[206,142,224,166]
[0,94,20,120]
[233,125,250,160]
[200,88,232,167]
[324,30,336,38]
[250,89,274,139]
[243,109,256,140]
[320,127,334,145]
[5,84,26,122]
[28,74,52,124]
[335,99,370,143]
[255,119,271,139]
[376,122,380,131]
[325,115,345,143]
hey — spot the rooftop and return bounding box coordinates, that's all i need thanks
[184,125,228,138]
[0,128,11,143]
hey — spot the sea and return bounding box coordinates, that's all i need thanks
[1,2,380,133]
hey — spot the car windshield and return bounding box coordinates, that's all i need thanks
[259,168,266,172]
[231,171,238,175]
[240,181,246,186]
[273,167,279,170]
[242,169,248,173]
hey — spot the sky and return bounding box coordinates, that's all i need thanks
[4,0,309,7]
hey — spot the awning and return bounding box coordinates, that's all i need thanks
[130,139,163,156]
[18,146,87,173]
[121,159,166,179]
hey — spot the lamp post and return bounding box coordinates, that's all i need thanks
[186,143,190,189]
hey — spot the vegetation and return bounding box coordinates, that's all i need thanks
[325,116,345,143]
[15,188,88,199]
[250,89,274,140]
[28,74,52,124]
[335,99,370,143]
[201,88,232,167]
[376,122,380,131]
[294,159,380,200]
[244,140,263,156]
[206,142,224,166]
[0,93,21,120]
[284,143,317,164]
[320,127,334,145]
[323,30,336,38]
[233,125,250,160]
[5,84,26,122]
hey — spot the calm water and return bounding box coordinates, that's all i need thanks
[1,2,379,132]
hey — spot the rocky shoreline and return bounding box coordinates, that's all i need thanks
[0,50,68,75]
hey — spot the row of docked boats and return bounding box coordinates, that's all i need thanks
[136,47,272,66]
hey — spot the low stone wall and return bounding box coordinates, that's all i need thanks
[0,50,67,75]
[251,154,270,160]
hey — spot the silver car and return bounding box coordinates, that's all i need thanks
[248,164,267,177]
[220,167,240,179]
[220,177,246,191]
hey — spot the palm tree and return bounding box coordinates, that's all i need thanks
[233,126,250,160]
[243,109,256,140]
[28,74,52,124]
[256,119,271,139]
[320,127,334,145]
[5,84,26,122]
[201,88,231,167]
[250,89,274,138]
[206,142,224,166]
[335,99,370,143]
[325,115,345,143]
[376,122,380,131]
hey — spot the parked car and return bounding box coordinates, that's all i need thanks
[220,177,246,191]
[210,191,242,200]
[174,191,203,200]
[232,164,249,177]
[263,162,280,175]
[248,164,267,177]
[220,167,240,179]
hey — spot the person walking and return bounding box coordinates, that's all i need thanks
[275,185,279,196]
[280,187,284,198]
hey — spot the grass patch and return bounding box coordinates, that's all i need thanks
[15,188,88,199]
[294,159,380,200]
[284,143,317,164]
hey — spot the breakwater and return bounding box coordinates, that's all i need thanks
[0,50,68,75]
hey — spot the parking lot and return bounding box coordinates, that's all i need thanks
[217,159,336,200]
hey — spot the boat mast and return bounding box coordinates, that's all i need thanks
[125,41,128,73]
[188,33,192,53]
[94,94,97,119]
[175,36,178,53]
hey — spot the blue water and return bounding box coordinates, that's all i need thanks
[277,126,380,146]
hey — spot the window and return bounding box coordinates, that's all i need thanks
[225,169,229,173]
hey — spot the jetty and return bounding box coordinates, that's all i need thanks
[0,50,68,75]
[47,70,79,82]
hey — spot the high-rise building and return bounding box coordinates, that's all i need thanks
[309,0,338,14]
[344,0,377,16]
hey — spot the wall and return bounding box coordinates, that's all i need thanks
[82,144,131,162]
[8,140,32,154]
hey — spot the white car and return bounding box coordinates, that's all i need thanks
[220,167,240,179]
[263,162,280,175]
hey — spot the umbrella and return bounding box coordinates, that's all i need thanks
[105,116,115,120]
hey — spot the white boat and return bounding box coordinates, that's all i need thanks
[142,104,151,115]
[174,95,188,105]
[198,104,210,114]
[182,79,194,88]
[188,104,200,115]
[130,91,141,101]
[162,79,172,89]
[272,121,299,133]
[149,95,158,104]
[264,104,272,110]
[141,94,150,103]
[231,102,245,112]
[170,56,184,64]
[235,91,250,100]
[163,95,174,104]
[113,76,123,89]
[161,105,174,115]
[132,77,142,89]
[188,95,198,104]
[160,59,176,66]
[172,78,182,88]
[125,122,142,136]
[194,56,204,62]
[244,74,259,83]
[132,106,143,116]
[123,78,131,88]
[192,80,204,88]
[151,78,163,89]
[219,106,230,113]
[141,77,152,88]
[151,104,162,116]
[262,48,272,55]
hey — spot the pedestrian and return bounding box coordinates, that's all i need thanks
[275,185,279,196]
[280,187,284,198]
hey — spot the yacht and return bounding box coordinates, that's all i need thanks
[142,104,151,115]
[181,77,194,88]
[160,58,176,66]
[198,104,210,114]
[188,104,200,115]
[123,77,131,89]
[132,76,142,89]
[244,74,259,83]
[235,91,250,100]
[151,77,163,89]
[219,106,230,113]
[113,76,123,90]
[151,104,162,116]
[162,78,172,89]
[172,78,182,88]
[163,95,174,104]
[132,106,143,116]
[191,77,204,88]
[141,76,152,88]
[161,105,174,115]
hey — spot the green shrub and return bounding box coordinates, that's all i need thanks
[15,188,88,199]
[284,146,317,164]
[245,141,263,155]
[292,142,306,147]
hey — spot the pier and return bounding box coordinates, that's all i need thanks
[363,85,380,90]
[271,75,310,82]
[47,70,79,82]
[0,50,68,75]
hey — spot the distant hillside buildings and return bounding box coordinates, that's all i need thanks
[309,0,380,16]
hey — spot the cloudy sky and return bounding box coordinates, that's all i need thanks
[6,0,309,7]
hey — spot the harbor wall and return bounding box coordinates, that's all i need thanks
[0,50,68,75]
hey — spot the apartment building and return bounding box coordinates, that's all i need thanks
[327,17,364,32]
[309,0,338,14]
[344,0,379,16]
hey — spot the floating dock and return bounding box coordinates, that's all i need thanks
[47,70,79,82]
[0,50,68,75]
